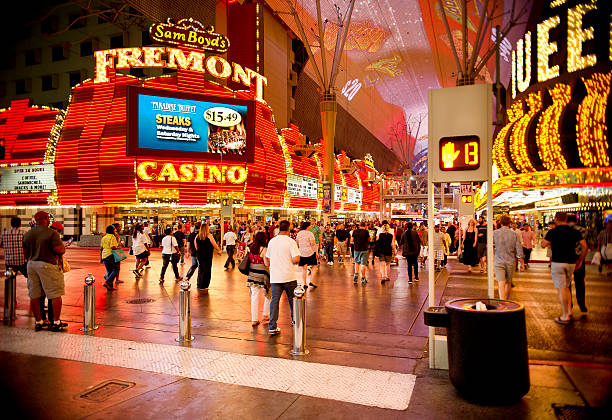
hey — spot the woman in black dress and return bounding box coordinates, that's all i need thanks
[194,222,221,291]
[462,219,479,271]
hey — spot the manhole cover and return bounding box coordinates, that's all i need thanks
[79,380,135,402]
[126,298,156,304]
[553,404,602,420]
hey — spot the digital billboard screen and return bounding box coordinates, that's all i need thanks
[127,86,255,162]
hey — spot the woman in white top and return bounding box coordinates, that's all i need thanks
[242,226,253,245]
[160,227,182,284]
[131,223,150,278]
[295,221,318,288]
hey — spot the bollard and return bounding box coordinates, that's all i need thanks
[176,279,194,343]
[2,268,16,323]
[80,273,98,332]
[290,286,309,356]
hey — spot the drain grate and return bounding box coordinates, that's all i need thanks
[79,380,135,402]
[126,298,156,304]
[553,404,602,420]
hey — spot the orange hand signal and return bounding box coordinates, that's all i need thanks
[441,142,460,168]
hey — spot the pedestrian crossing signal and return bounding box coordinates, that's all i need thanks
[461,195,473,203]
[222,198,230,206]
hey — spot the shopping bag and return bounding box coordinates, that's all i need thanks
[238,252,250,275]
[58,256,70,273]
[112,249,127,262]
[591,251,601,266]
[602,244,612,260]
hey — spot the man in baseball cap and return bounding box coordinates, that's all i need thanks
[23,211,67,331]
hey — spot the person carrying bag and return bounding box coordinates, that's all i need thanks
[245,231,271,327]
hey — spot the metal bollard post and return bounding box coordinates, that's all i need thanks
[2,268,17,323]
[290,286,309,356]
[80,273,99,332]
[176,279,194,343]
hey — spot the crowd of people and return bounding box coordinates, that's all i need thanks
[2,210,611,334]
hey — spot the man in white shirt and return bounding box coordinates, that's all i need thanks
[223,226,238,270]
[265,220,300,336]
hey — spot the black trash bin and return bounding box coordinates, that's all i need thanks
[424,298,530,405]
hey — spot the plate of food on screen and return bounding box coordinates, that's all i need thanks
[204,106,247,154]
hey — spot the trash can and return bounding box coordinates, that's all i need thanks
[424,298,530,404]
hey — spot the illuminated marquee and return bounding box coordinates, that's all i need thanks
[136,162,247,184]
[511,0,610,97]
[149,18,230,53]
[94,47,267,102]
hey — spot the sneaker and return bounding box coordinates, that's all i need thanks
[414,277,419,281]
[353,273,359,283]
[408,280,413,284]
[327,261,333,265]
[115,278,124,284]
[34,322,44,332]
[131,269,141,277]
[103,283,116,291]
[268,327,281,335]
[51,320,68,331]
[361,277,368,284]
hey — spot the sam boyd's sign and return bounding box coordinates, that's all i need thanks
[0,164,56,192]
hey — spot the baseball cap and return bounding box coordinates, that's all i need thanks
[50,222,64,230]
[33,211,49,222]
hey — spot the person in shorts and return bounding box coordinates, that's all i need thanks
[541,212,587,325]
[376,223,395,283]
[335,224,349,263]
[22,211,67,332]
[131,223,150,278]
[296,221,318,288]
[493,215,523,300]
[352,222,371,284]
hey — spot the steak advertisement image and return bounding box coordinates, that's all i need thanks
[136,92,248,156]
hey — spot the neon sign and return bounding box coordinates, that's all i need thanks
[510,0,609,97]
[439,135,480,171]
[136,161,247,184]
[149,18,229,53]
[94,47,267,102]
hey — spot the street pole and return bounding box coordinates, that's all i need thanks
[80,273,98,333]
[321,92,337,222]
[290,286,309,356]
[2,268,16,323]
[176,279,194,343]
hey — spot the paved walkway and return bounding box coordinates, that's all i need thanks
[1,248,611,418]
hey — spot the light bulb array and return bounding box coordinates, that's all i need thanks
[516,31,531,93]
[493,100,524,176]
[537,16,560,83]
[577,71,611,167]
[510,92,540,173]
[567,1,597,73]
[536,83,570,170]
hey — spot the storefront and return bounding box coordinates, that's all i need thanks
[0,18,381,237]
